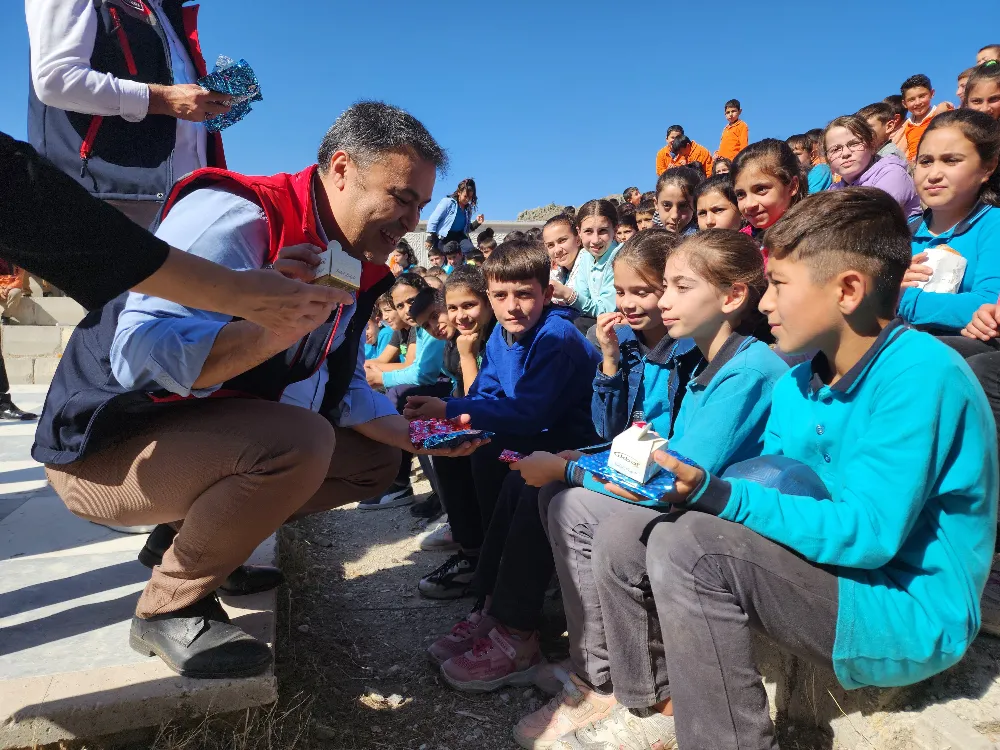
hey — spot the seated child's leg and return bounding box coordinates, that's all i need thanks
[591,505,672,708]
[646,512,838,750]
[543,485,637,691]
[484,479,556,633]
[963,351,1000,450]
[469,472,525,601]
[432,456,483,550]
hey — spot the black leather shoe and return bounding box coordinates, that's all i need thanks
[129,594,272,678]
[138,523,285,596]
[0,398,37,421]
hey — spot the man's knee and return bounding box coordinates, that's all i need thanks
[370,442,402,493]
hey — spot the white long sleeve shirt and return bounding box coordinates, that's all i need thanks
[26,0,207,179]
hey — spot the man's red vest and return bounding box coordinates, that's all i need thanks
[160,163,392,292]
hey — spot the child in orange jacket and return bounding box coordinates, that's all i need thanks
[716,99,749,160]
[655,125,713,177]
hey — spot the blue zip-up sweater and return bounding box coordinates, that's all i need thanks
[899,203,1000,333]
[426,197,475,240]
[591,326,700,440]
[687,321,998,689]
[571,333,786,508]
[572,243,620,317]
[445,306,600,440]
[381,326,447,388]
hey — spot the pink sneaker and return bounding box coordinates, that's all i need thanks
[427,610,498,666]
[440,626,543,693]
[513,671,618,749]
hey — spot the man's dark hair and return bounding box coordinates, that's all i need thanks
[763,188,911,318]
[317,100,448,173]
[482,237,551,289]
[724,99,741,110]
[900,74,932,97]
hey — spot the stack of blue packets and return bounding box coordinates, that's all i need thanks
[576,448,697,502]
[197,55,263,133]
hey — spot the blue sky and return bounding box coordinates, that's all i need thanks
[2,1,998,220]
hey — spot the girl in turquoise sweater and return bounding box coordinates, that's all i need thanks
[508,230,788,749]
[899,109,1000,334]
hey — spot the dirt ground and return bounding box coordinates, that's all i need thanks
[270,474,563,750]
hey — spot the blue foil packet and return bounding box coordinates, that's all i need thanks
[576,449,696,502]
[197,56,263,133]
[421,429,494,450]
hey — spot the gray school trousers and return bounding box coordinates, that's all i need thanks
[539,483,668,706]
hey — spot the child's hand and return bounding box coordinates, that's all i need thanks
[901,252,933,288]
[403,395,448,420]
[456,331,480,357]
[512,451,568,487]
[364,361,383,387]
[550,279,572,302]
[603,450,706,506]
[595,312,625,373]
[963,303,1000,341]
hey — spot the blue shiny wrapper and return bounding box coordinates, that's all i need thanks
[197,56,263,133]
[421,429,494,450]
[576,449,696,502]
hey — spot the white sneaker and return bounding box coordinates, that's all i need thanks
[420,522,461,551]
[551,705,677,749]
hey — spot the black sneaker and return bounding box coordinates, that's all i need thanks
[358,482,414,510]
[418,550,477,599]
[0,397,36,421]
[410,492,443,519]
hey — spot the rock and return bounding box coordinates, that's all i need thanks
[500,692,510,703]
[297,624,310,634]
[385,664,402,678]
[315,724,337,740]
[522,688,535,699]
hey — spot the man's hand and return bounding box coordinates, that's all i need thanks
[901,252,933,288]
[475,214,485,225]
[603,450,706,506]
[963,303,1000,341]
[228,270,346,340]
[403,395,448,420]
[412,414,490,457]
[148,84,232,122]
[513,451,567,487]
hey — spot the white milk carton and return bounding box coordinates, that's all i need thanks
[608,422,668,484]
[313,240,361,292]
[914,246,967,294]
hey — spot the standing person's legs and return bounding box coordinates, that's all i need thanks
[0,342,37,421]
[646,512,838,750]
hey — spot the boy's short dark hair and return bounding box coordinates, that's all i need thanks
[857,101,894,125]
[959,67,977,81]
[883,94,906,120]
[482,237,551,290]
[623,186,640,202]
[465,249,486,263]
[636,200,656,216]
[641,191,656,203]
[617,203,636,220]
[478,235,497,252]
[763,188,911,318]
[428,246,445,258]
[618,213,639,231]
[724,99,741,110]
[901,74,932,96]
[667,124,685,137]
[442,240,462,257]
[377,291,394,309]
[980,44,1000,55]
[426,265,448,278]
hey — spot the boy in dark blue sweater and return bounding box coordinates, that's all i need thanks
[405,238,601,598]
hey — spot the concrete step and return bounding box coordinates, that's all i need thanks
[1,325,75,385]
[6,297,86,327]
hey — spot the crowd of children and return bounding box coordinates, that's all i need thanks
[354,48,1000,749]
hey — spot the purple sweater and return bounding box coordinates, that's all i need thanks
[830,154,921,218]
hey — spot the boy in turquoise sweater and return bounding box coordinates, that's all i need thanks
[602,188,998,750]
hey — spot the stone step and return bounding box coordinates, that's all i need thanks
[6,296,87,327]
[1,324,75,385]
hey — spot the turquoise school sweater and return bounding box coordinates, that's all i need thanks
[689,322,998,689]
[899,203,1000,333]
[576,334,786,508]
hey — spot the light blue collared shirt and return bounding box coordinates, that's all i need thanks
[110,185,395,427]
